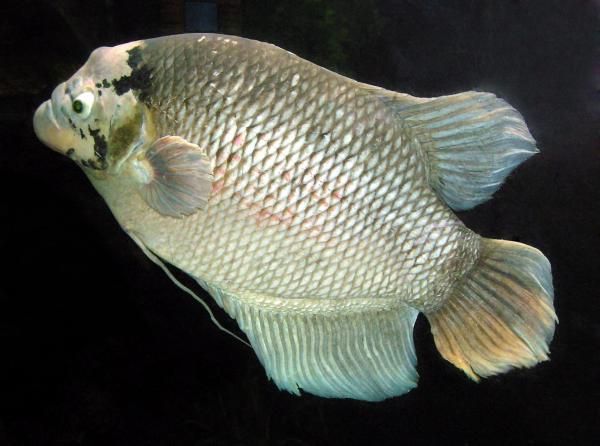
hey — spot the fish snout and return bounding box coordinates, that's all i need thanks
[33,99,79,157]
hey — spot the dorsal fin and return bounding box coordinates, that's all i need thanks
[380,91,538,210]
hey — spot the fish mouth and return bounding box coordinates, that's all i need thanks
[33,100,63,152]
[33,98,81,157]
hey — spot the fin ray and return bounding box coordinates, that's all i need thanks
[197,280,419,401]
[133,135,213,218]
[426,238,556,381]
[382,91,538,210]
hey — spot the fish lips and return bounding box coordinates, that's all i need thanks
[33,99,79,157]
[34,100,59,149]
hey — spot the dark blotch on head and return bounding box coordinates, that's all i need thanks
[81,158,107,170]
[111,68,152,101]
[67,118,77,130]
[111,76,131,95]
[79,128,86,139]
[88,126,108,163]
[126,46,143,70]
[102,79,111,88]
[111,46,152,103]
[98,89,102,96]
[95,82,102,88]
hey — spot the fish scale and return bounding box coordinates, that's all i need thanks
[34,33,556,400]
[137,36,471,306]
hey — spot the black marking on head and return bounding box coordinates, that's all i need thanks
[97,89,102,96]
[126,46,143,69]
[111,46,152,102]
[66,148,75,158]
[111,67,152,100]
[111,77,131,95]
[87,126,108,163]
[80,158,106,170]
[67,118,77,130]
[102,79,111,88]
[96,82,102,88]
[79,128,86,139]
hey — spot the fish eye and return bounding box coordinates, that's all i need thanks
[71,91,95,119]
[72,100,83,113]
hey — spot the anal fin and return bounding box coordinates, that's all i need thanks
[198,280,419,402]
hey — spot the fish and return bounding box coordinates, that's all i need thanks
[33,33,556,401]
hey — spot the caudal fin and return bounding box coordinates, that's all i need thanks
[391,91,538,210]
[425,238,556,380]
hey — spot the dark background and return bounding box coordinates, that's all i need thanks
[1,0,599,444]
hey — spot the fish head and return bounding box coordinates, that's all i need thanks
[33,41,150,175]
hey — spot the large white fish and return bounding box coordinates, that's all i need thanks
[33,34,556,401]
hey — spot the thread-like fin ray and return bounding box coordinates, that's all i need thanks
[425,238,556,380]
[196,280,420,402]
[133,135,213,218]
[127,232,250,347]
[381,91,538,210]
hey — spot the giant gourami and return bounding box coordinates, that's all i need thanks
[33,34,556,401]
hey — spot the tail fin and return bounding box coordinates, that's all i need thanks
[425,238,556,380]
[391,92,538,210]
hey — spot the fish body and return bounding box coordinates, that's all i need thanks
[34,34,556,401]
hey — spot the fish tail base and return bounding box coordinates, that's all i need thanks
[426,238,556,380]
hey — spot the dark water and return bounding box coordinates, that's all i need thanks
[1,1,598,444]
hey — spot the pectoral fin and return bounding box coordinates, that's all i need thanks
[132,135,213,218]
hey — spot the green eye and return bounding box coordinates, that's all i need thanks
[72,100,83,113]
[70,91,95,119]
